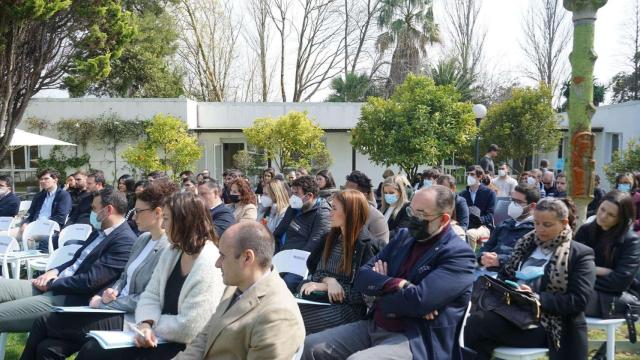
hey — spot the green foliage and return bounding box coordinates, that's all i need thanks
[95,113,147,181]
[311,147,333,171]
[351,74,476,180]
[55,119,95,151]
[610,69,640,103]
[326,73,381,102]
[233,150,255,176]
[558,78,606,112]
[604,139,640,186]
[479,84,560,172]
[35,146,90,180]
[430,58,477,102]
[123,113,202,176]
[243,111,330,172]
[25,117,50,134]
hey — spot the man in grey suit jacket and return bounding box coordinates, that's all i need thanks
[173,222,305,360]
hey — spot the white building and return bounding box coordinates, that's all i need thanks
[8,98,400,185]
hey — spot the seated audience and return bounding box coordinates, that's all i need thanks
[181,176,197,195]
[197,179,236,237]
[20,181,177,360]
[286,170,297,184]
[518,171,530,186]
[67,170,105,226]
[256,167,276,196]
[63,175,75,192]
[374,169,395,204]
[436,174,469,230]
[478,184,540,272]
[460,166,496,246]
[222,169,242,204]
[542,170,560,197]
[117,174,136,208]
[274,175,331,292]
[316,169,338,203]
[492,163,518,197]
[298,190,375,334]
[227,178,258,222]
[615,172,635,194]
[529,168,547,197]
[22,169,72,251]
[260,179,290,233]
[577,191,640,319]
[481,174,499,195]
[303,186,476,360]
[539,159,550,173]
[297,166,309,177]
[345,170,389,249]
[587,174,607,218]
[179,171,194,182]
[379,176,411,236]
[0,175,21,217]
[146,171,166,183]
[555,173,567,197]
[174,222,305,360]
[68,171,88,207]
[0,188,136,333]
[76,192,224,359]
[419,168,439,189]
[464,198,596,360]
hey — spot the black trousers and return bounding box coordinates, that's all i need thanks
[463,310,548,360]
[20,312,124,360]
[75,339,186,360]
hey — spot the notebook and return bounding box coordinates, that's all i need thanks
[87,331,167,349]
[51,306,126,314]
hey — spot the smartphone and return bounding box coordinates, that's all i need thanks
[504,280,520,289]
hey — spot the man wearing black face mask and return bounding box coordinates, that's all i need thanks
[302,185,476,360]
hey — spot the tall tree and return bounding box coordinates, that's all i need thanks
[520,0,571,99]
[610,0,640,103]
[430,58,476,102]
[269,0,290,101]
[376,0,440,94]
[246,0,271,102]
[326,72,381,102]
[443,0,485,85]
[0,1,134,159]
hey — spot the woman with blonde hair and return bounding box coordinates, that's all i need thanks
[298,190,376,334]
[379,176,411,236]
[260,179,290,232]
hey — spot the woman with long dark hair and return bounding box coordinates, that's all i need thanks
[576,190,640,319]
[297,190,375,334]
[316,169,337,203]
[228,178,258,222]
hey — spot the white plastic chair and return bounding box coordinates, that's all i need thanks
[44,244,82,271]
[0,235,20,279]
[22,219,60,254]
[493,347,548,360]
[272,249,311,279]
[0,217,15,234]
[586,317,626,360]
[58,224,92,247]
[18,200,31,213]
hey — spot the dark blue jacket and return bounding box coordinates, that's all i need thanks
[67,190,93,225]
[459,185,496,230]
[455,194,469,230]
[50,221,136,304]
[26,188,72,228]
[210,203,237,237]
[274,198,331,254]
[0,192,20,217]
[356,226,476,360]
[478,217,535,270]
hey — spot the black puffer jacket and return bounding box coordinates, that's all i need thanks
[274,198,331,255]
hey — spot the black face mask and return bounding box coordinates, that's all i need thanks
[229,194,240,203]
[408,215,433,241]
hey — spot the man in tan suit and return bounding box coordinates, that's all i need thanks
[173,222,305,360]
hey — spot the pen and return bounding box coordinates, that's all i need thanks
[126,321,145,338]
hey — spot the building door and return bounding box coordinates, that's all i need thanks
[222,143,245,171]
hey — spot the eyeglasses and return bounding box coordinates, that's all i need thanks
[132,208,153,216]
[511,198,528,206]
[406,206,440,221]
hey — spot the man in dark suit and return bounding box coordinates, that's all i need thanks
[21,169,72,251]
[0,188,136,332]
[66,170,105,225]
[0,175,21,217]
[459,165,496,247]
[303,186,476,360]
[197,179,236,237]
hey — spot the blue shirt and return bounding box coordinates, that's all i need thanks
[38,187,57,220]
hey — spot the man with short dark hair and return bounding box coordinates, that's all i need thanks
[436,174,469,230]
[174,222,305,360]
[303,186,476,360]
[0,175,21,217]
[198,179,237,237]
[555,173,567,197]
[460,166,496,246]
[345,170,390,248]
[69,171,88,206]
[0,188,136,332]
[274,175,331,292]
[479,144,500,175]
[492,163,518,197]
[478,184,540,272]
[67,170,105,225]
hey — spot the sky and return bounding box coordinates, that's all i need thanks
[36,0,632,102]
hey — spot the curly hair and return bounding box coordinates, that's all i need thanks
[290,175,319,197]
[345,170,373,194]
[229,178,257,205]
[136,179,179,209]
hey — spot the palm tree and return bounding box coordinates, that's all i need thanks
[430,58,476,101]
[377,0,440,94]
[326,73,381,102]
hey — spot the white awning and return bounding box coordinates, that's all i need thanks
[8,129,76,148]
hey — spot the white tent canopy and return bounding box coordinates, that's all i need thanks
[5,129,76,180]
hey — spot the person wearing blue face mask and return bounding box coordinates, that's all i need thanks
[419,168,439,189]
[465,197,596,360]
[379,176,411,237]
[615,173,635,193]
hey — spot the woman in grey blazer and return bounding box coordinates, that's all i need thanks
[20,180,178,360]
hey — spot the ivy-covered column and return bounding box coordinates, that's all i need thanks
[563,0,607,223]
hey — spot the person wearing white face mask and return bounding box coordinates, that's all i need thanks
[0,175,20,217]
[259,179,290,232]
[492,163,518,197]
[478,185,540,272]
[274,175,331,292]
[460,166,497,248]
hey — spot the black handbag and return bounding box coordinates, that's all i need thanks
[471,275,541,330]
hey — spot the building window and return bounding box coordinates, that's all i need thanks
[608,133,621,162]
[28,146,39,168]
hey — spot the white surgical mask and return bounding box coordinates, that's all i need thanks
[498,170,506,177]
[260,195,273,208]
[526,176,536,185]
[507,201,524,219]
[422,179,433,188]
[0,188,8,196]
[467,175,477,187]
[289,195,304,209]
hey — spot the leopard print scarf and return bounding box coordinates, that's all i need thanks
[501,227,572,350]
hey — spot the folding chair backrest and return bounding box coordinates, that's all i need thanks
[22,219,60,252]
[0,235,20,278]
[46,244,82,271]
[493,198,511,228]
[0,217,15,233]
[272,249,310,278]
[58,224,93,247]
[19,200,31,213]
